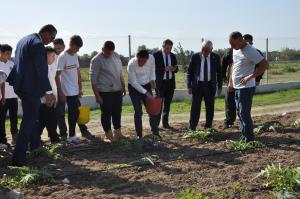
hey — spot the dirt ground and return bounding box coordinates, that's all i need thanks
[0,112,300,199]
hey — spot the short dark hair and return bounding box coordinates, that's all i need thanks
[243,34,253,42]
[39,24,57,34]
[229,31,243,40]
[45,46,56,54]
[163,39,173,46]
[70,35,83,47]
[102,41,115,51]
[53,38,65,46]
[0,44,13,52]
[137,50,149,59]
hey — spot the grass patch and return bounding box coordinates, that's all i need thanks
[178,188,209,199]
[226,140,264,151]
[0,166,54,189]
[254,164,300,199]
[183,129,228,142]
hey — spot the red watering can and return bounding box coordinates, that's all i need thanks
[145,97,162,116]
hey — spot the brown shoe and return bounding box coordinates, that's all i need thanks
[105,131,114,141]
[113,129,126,140]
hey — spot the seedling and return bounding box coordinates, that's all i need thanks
[226,140,264,151]
[183,129,227,142]
[30,143,62,159]
[292,118,300,127]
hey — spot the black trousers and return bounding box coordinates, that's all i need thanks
[189,82,215,130]
[57,97,88,137]
[224,90,236,125]
[99,91,122,132]
[157,80,174,126]
[66,96,80,137]
[38,104,60,143]
[0,98,18,144]
[128,84,160,137]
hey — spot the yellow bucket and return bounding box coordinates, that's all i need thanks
[78,105,90,125]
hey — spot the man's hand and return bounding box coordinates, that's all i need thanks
[122,88,126,96]
[188,88,192,95]
[45,93,56,107]
[79,89,83,98]
[95,95,103,105]
[240,74,254,85]
[146,92,154,99]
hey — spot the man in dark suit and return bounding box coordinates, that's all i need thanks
[187,40,222,130]
[153,39,178,129]
[7,24,57,166]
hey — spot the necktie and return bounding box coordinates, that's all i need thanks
[204,57,208,82]
[165,54,170,80]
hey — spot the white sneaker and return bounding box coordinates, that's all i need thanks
[68,136,80,145]
[0,143,8,150]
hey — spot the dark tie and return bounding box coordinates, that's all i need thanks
[165,54,170,80]
[204,57,208,82]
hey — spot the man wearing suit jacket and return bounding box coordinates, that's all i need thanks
[7,24,57,166]
[153,39,178,129]
[187,40,222,130]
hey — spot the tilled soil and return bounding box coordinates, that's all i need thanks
[0,112,300,199]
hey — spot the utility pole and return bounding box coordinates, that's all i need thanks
[266,38,269,84]
[128,35,132,59]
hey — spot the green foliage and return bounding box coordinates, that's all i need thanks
[30,144,62,159]
[173,43,194,72]
[226,140,264,151]
[178,188,209,199]
[183,129,228,142]
[255,164,300,199]
[254,121,281,134]
[0,166,54,189]
[292,118,300,127]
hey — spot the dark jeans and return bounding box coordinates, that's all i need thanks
[235,87,256,142]
[99,91,122,132]
[12,97,41,166]
[38,104,60,143]
[157,80,174,126]
[189,82,215,130]
[224,90,236,125]
[66,96,80,137]
[128,84,160,137]
[0,98,18,144]
[57,98,88,137]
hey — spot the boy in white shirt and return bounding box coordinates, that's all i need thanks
[55,35,83,144]
[0,44,19,147]
[38,47,60,143]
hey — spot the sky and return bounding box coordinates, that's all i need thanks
[0,0,300,56]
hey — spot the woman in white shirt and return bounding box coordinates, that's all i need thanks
[127,50,160,139]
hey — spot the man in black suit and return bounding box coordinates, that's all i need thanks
[153,39,178,129]
[187,40,222,130]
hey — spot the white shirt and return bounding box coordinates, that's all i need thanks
[0,60,18,99]
[198,54,211,81]
[127,55,156,94]
[41,55,58,103]
[57,51,80,96]
[232,44,264,89]
[162,51,173,80]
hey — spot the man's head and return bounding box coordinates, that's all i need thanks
[243,34,253,45]
[53,38,65,55]
[39,24,57,45]
[162,39,173,54]
[136,50,149,67]
[201,40,213,57]
[229,31,246,50]
[0,44,13,61]
[69,35,83,54]
[102,41,115,58]
[45,46,56,65]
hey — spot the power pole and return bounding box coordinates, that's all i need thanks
[128,35,132,59]
[266,38,269,84]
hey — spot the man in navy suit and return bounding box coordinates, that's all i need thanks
[7,24,57,166]
[153,39,178,129]
[187,40,222,130]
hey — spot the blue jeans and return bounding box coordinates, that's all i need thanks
[235,87,255,142]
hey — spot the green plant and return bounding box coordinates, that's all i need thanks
[178,188,209,199]
[0,166,54,189]
[292,118,300,127]
[183,129,227,142]
[255,164,300,198]
[30,143,62,159]
[226,140,264,151]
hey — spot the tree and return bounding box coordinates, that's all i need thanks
[173,43,194,72]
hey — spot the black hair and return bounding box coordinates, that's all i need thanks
[137,49,149,59]
[102,41,115,51]
[53,38,65,46]
[229,31,243,40]
[70,35,83,47]
[163,39,173,46]
[243,34,253,42]
[45,46,56,54]
[39,24,57,34]
[0,44,13,52]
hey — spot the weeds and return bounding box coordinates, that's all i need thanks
[226,140,264,151]
[178,188,209,199]
[30,143,62,159]
[254,121,282,135]
[183,129,228,142]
